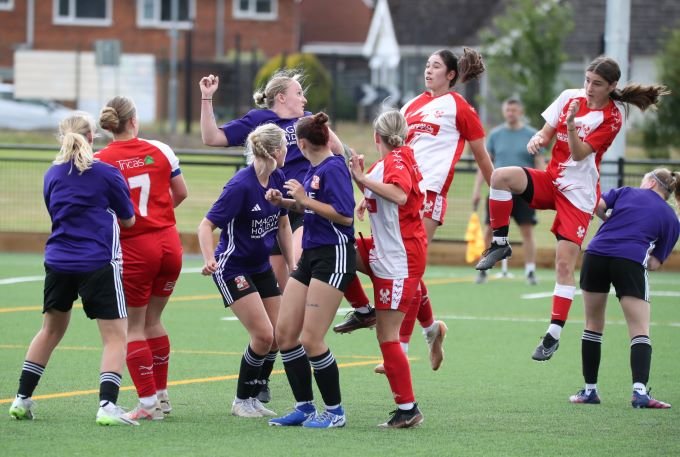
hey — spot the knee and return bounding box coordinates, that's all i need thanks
[251,328,275,353]
[300,334,322,355]
[555,259,574,278]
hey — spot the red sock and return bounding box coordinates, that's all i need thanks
[126,340,156,398]
[399,288,421,344]
[147,335,170,391]
[489,197,513,230]
[417,280,434,328]
[380,341,414,404]
[551,285,575,323]
[344,275,370,309]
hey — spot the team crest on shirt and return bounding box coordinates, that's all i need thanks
[144,155,155,165]
[434,109,445,118]
[379,288,391,305]
[576,226,586,239]
[235,275,250,290]
[311,175,320,190]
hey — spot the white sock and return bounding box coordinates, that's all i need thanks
[400,342,409,353]
[398,402,415,411]
[525,263,536,275]
[547,324,562,340]
[585,383,597,394]
[140,394,158,408]
[501,258,509,273]
[423,322,438,335]
[157,389,168,397]
[633,383,647,395]
[492,236,508,245]
[354,305,371,314]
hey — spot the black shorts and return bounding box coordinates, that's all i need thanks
[270,211,304,256]
[291,243,356,292]
[579,252,649,301]
[484,194,537,226]
[213,268,280,307]
[43,263,127,320]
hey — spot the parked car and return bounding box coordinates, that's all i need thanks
[0,83,75,130]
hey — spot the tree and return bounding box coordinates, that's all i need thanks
[254,53,332,113]
[480,0,573,128]
[642,27,680,158]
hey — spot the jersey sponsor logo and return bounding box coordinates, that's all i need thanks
[144,155,155,165]
[116,157,145,170]
[311,175,320,190]
[379,288,391,305]
[366,198,377,213]
[251,213,279,239]
[408,121,440,136]
[235,275,250,290]
[284,124,298,147]
[251,204,262,212]
[163,280,176,292]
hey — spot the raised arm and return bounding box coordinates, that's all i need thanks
[199,75,229,147]
[565,100,595,161]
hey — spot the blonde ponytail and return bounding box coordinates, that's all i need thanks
[54,112,96,174]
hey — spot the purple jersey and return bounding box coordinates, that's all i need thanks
[206,166,288,279]
[586,187,680,266]
[43,160,134,272]
[301,154,355,249]
[221,109,312,184]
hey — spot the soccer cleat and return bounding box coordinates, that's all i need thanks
[631,390,671,409]
[268,403,316,426]
[302,406,346,428]
[250,398,277,416]
[526,271,538,286]
[125,401,164,421]
[569,389,601,404]
[475,242,512,271]
[256,381,271,404]
[231,398,263,418]
[532,337,560,361]
[96,403,139,426]
[378,404,424,428]
[9,396,35,420]
[374,363,385,375]
[332,308,377,333]
[475,270,488,284]
[157,391,172,414]
[424,320,448,370]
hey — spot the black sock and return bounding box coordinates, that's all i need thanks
[99,372,122,405]
[492,226,509,239]
[236,345,265,400]
[281,345,313,403]
[581,330,602,384]
[17,360,45,398]
[309,349,341,407]
[630,335,652,386]
[256,350,278,391]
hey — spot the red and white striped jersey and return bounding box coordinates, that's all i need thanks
[364,146,427,279]
[96,138,181,238]
[401,91,485,195]
[542,88,624,213]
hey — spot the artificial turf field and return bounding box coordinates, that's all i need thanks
[1,253,679,456]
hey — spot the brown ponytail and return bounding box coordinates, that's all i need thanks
[295,112,330,147]
[433,47,486,88]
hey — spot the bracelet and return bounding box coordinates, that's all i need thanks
[567,128,576,132]
[202,98,212,101]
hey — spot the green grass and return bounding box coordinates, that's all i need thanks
[1,253,679,456]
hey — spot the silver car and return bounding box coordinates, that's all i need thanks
[0,83,75,130]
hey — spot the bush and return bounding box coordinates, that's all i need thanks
[254,53,332,113]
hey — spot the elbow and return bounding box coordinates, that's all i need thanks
[120,216,135,228]
[173,191,188,207]
[395,194,408,206]
[340,216,353,226]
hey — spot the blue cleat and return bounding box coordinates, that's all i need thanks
[268,402,316,426]
[631,390,671,409]
[569,389,601,404]
[302,406,346,428]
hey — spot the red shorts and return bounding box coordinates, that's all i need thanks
[121,226,183,307]
[525,168,592,246]
[423,190,447,225]
[356,235,421,313]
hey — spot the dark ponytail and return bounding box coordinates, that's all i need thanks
[434,47,486,87]
[295,112,330,147]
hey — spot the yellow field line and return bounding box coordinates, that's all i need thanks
[0,358,386,404]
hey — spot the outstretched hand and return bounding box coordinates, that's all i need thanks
[265,188,284,206]
[349,150,366,184]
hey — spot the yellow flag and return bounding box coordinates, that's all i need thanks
[465,212,485,263]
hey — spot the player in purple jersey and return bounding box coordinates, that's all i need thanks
[9,113,138,426]
[198,124,293,417]
[570,168,680,408]
[265,112,356,428]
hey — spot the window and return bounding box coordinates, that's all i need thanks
[0,0,14,12]
[233,0,277,21]
[53,0,111,26]
[137,0,195,29]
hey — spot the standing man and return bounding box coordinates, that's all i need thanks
[472,98,545,285]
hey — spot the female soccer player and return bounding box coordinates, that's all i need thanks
[9,112,137,426]
[348,110,427,428]
[475,56,670,361]
[198,124,293,418]
[97,96,188,420]
[200,72,345,400]
[569,168,679,408]
[337,48,494,373]
[265,112,356,428]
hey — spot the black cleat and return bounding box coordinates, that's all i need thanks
[378,404,424,428]
[257,381,271,403]
[475,242,512,271]
[333,308,377,333]
[532,336,560,361]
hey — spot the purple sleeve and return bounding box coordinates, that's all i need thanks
[651,217,680,263]
[205,180,245,229]
[107,168,134,220]
[321,160,354,218]
[271,170,288,218]
[601,187,622,210]
[220,110,262,146]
